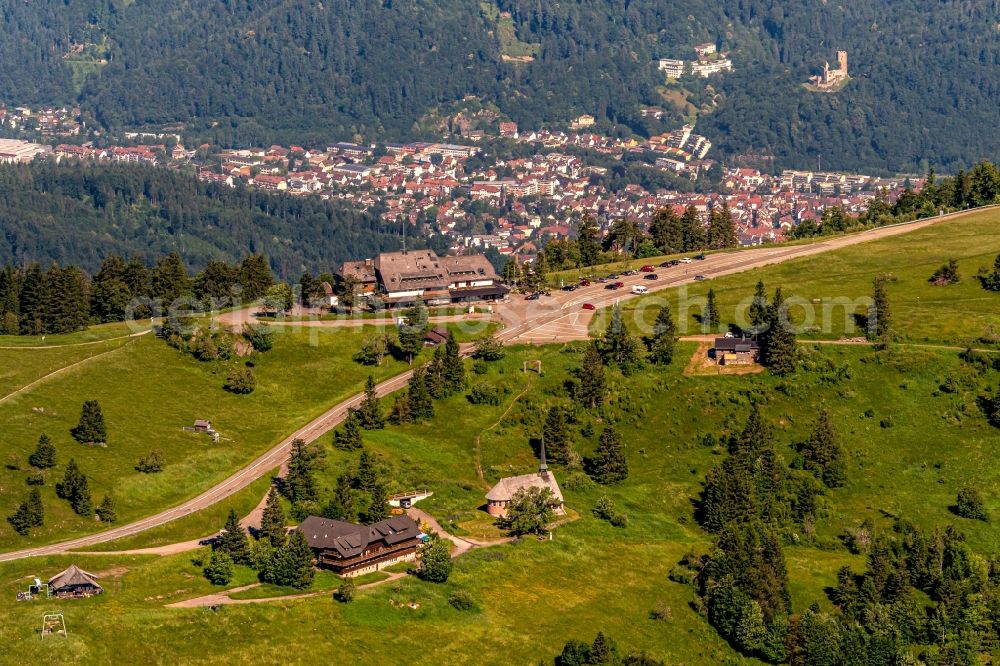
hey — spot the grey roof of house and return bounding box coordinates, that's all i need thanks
[297,515,420,559]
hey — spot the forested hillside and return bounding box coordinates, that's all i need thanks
[2,1,1000,172]
[0,163,415,277]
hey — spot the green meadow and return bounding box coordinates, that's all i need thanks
[1,340,998,663]
[593,208,1000,344]
[0,324,440,550]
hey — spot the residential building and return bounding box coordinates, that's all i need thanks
[298,515,423,577]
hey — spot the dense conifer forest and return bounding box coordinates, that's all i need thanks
[2,1,1000,172]
[0,163,418,277]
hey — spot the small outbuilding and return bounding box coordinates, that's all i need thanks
[48,565,103,599]
[423,326,449,346]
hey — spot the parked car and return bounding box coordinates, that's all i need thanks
[694,275,706,281]
[561,284,578,291]
[525,292,540,300]
[582,303,596,310]
[658,261,672,268]
[608,273,619,279]
[680,257,693,264]
[644,273,658,280]
[631,285,648,295]
[669,260,680,266]
[622,269,638,276]
[695,253,706,260]
[579,279,591,287]
[597,277,610,283]
[640,265,655,272]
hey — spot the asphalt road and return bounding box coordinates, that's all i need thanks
[0,207,988,562]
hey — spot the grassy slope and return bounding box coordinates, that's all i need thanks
[0,326,422,550]
[1,341,998,663]
[593,209,1000,344]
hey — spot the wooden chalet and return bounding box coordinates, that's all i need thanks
[48,564,103,598]
[297,515,422,577]
[713,337,760,365]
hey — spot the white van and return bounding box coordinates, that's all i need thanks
[631,285,648,295]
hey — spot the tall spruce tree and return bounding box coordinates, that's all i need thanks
[576,342,606,409]
[800,409,846,488]
[680,205,705,251]
[322,473,355,521]
[96,494,117,523]
[356,375,385,429]
[90,254,132,323]
[762,288,797,376]
[151,251,191,305]
[542,406,572,465]
[425,346,447,399]
[397,298,428,365]
[70,474,92,516]
[648,304,677,365]
[748,281,768,337]
[284,439,320,503]
[55,458,92,515]
[590,425,629,485]
[363,484,389,524]
[649,207,683,253]
[285,529,315,589]
[219,508,251,564]
[355,449,379,493]
[28,433,56,469]
[71,400,107,444]
[577,216,603,266]
[869,276,892,342]
[333,409,364,451]
[238,254,274,301]
[598,305,643,375]
[703,289,720,333]
[707,202,738,249]
[7,488,44,535]
[260,487,287,546]
[443,331,465,390]
[18,263,43,335]
[407,365,435,422]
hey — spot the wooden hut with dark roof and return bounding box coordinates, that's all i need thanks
[48,564,103,598]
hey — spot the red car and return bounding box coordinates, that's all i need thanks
[640,265,655,272]
[579,279,591,287]
[582,303,596,310]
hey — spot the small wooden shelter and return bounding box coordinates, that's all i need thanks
[48,565,103,599]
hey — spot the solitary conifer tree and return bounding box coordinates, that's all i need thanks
[333,410,364,451]
[542,406,572,465]
[96,495,117,523]
[407,365,435,421]
[703,289,720,333]
[648,305,677,365]
[260,487,287,546]
[219,509,250,565]
[576,343,606,409]
[869,276,892,342]
[590,425,629,485]
[71,400,107,444]
[28,433,56,469]
[356,376,385,429]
